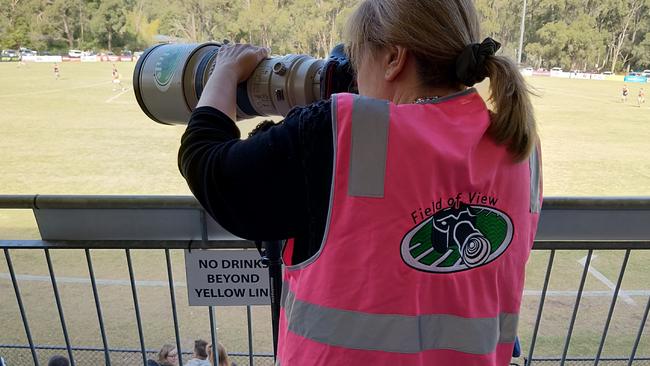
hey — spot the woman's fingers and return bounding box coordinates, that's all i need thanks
[213,44,269,82]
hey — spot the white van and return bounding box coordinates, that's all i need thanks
[68,49,82,58]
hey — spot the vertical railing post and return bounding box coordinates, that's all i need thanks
[594,249,631,365]
[202,210,220,366]
[560,249,593,366]
[4,249,40,366]
[627,295,650,366]
[527,249,555,365]
[247,305,254,366]
[209,306,220,365]
[85,249,111,366]
[45,249,75,366]
[165,249,183,366]
[126,249,147,365]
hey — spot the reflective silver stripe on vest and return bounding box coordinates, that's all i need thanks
[529,144,541,213]
[282,286,518,355]
[348,95,390,198]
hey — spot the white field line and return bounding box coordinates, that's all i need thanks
[0,273,185,288]
[578,254,636,305]
[2,273,650,300]
[105,87,131,103]
[0,81,112,98]
[535,87,630,105]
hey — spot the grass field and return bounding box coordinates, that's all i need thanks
[0,62,649,364]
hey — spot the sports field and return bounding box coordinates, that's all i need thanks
[0,62,649,363]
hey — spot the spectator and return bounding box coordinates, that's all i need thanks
[186,339,211,366]
[157,344,179,366]
[179,1,542,365]
[47,355,69,366]
[207,343,234,366]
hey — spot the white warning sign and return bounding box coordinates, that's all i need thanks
[184,249,270,306]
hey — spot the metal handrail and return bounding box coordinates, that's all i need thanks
[1,194,650,210]
[0,195,202,209]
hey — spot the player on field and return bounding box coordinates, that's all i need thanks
[17,55,27,68]
[112,64,125,91]
[53,63,60,80]
[621,85,629,103]
[638,88,645,106]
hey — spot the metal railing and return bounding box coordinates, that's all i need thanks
[0,195,649,366]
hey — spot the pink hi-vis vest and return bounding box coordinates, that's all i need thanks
[278,90,542,366]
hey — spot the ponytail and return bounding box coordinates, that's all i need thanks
[343,0,537,162]
[485,55,538,162]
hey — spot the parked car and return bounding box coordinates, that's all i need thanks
[2,49,19,57]
[642,70,650,77]
[1,49,19,61]
[551,67,563,72]
[120,51,133,62]
[19,47,37,56]
[602,71,614,75]
[68,49,82,58]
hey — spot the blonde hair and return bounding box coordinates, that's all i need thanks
[208,342,231,366]
[157,344,177,366]
[344,0,537,161]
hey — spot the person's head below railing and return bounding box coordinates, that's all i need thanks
[156,344,179,366]
[207,342,233,366]
[47,355,69,366]
[186,339,211,366]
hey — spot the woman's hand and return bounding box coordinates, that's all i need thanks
[196,44,269,121]
[212,43,269,82]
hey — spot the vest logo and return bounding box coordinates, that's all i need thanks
[400,204,513,273]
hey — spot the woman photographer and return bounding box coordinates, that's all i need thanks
[179,1,541,365]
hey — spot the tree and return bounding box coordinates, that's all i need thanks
[631,32,650,69]
[609,0,644,72]
[42,0,79,49]
[91,0,127,50]
[0,0,648,67]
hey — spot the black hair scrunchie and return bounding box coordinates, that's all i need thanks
[455,37,501,87]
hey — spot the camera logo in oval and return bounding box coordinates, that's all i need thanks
[400,204,513,273]
[154,48,186,92]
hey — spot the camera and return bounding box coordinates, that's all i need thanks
[431,205,491,267]
[133,42,355,125]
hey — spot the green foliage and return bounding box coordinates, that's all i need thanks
[0,0,647,70]
[632,33,650,68]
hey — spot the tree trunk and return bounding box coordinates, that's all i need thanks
[62,15,74,49]
[108,29,112,51]
[79,5,83,49]
[611,0,641,73]
[134,0,145,37]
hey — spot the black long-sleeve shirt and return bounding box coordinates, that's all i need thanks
[178,101,333,264]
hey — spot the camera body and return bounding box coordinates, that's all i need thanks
[431,205,491,268]
[133,42,355,125]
